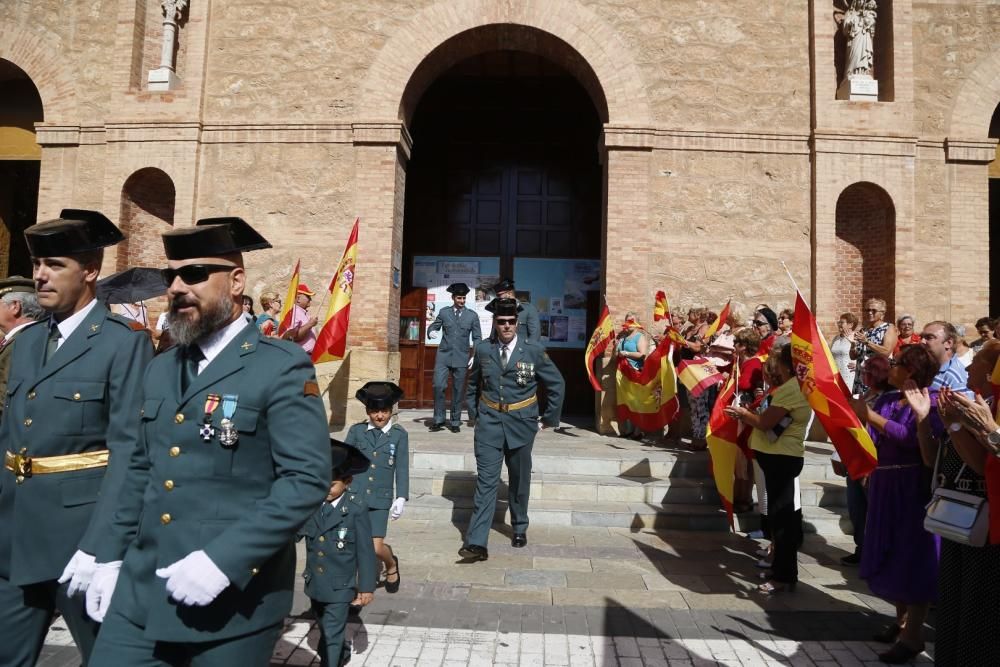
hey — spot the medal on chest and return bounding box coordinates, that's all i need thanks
[515,361,534,387]
[388,442,396,467]
[219,394,239,448]
[200,394,220,442]
[336,526,347,549]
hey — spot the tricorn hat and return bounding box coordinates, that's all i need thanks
[24,209,125,257]
[355,381,404,410]
[446,282,470,296]
[0,276,35,297]
[485,297,519,318]
[493,277,515,293]
[162,217,272,260]
[330,437,371,478]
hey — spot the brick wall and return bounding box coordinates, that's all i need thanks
[834,182,895,321]
[117,167,175,271]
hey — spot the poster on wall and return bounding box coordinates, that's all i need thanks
[412,256,501,347]
[513,258,601,349]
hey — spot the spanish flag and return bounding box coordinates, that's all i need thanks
[789,291,876,479]
[616,336,680,431]
[677,357,725,398]
[653,291,669,322]
[706,372,740,529]
[704,299,730,339]
[277,259,301,336]
[312,218,359,363]
[584,305,615,391]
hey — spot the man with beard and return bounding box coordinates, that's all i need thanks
[459,298,564,561]
[86,217,331,666]
[0,210,153,666]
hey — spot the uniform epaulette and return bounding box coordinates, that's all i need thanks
[255,335,301,356]
[106,313,150,333]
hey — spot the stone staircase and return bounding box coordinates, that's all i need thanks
[337,410,852,536]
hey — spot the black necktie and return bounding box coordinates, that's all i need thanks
[44,325,61,363]
[181,345,204,393]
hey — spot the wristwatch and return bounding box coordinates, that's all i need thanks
[987,428,1000,452]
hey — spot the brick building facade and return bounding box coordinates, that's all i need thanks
[1,1,999,423]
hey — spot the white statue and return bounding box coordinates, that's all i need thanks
[148,0,188,90]
[841,0,877,80]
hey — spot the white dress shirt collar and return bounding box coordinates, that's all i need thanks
[52,298,99,348]
[4,320,36,344]
[499,334,518,352]
[194,315,250,371]
[366,418,394,434]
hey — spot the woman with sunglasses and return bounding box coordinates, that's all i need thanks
[849,345,941,663]
[752,307,779,356]
[851,298,898,395]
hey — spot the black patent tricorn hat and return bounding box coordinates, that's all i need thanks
[493,277,515,293]
[330,437,371,478]
[485,297,519,318]
[355,381,404,410]
[24,209,125,257]
[162,217,272,260]
[446,282,470,296]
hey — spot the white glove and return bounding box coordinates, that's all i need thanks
[57,550,97,597]
[85,561,122,622]
[155,550,230,607]
[467,357,474,369]
[390,497,406,520]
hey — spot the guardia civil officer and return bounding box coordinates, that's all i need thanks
[299,439,377,667]
[0,210,153,665]
[493,278,541,343]
[345,381,409,593]
[86,218,331,666]
[459,298,564,561]
[0,276,43,415]
[427,282,481,432]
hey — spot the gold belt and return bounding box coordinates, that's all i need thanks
[4,449,109,483]
[481,396,537,413]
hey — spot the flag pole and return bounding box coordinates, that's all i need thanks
[780,261,801,296]
[312,278,332,331]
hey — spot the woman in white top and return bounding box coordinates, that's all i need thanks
[831,312,859,390]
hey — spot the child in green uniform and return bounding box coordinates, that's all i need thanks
[346,382,409,593]
[299,439,378,666]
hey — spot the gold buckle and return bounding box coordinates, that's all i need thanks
[13,448,31,483]
[498,402,510,413]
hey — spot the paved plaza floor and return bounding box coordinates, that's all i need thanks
[41,413,935,665]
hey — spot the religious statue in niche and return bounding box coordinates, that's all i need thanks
[834,0,879,101]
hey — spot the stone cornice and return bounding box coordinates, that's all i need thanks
[200,123,354,144]
[601,125,811,155]
[105,122,202,143]
[944,138,998,164]
[812,132,918,157]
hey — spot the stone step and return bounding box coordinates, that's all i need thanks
[407,468,847,508]
[404,494,850,534]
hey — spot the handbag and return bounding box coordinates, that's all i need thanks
[924,444,990,547]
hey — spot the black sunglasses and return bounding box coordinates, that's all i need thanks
[495,318,517,325]
[162,264,236,285]
[754,320,769,326]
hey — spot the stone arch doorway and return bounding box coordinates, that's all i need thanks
[399,37,606,416]
[117,168,177,272]
[834,182,896,320]
[0,58,43,278]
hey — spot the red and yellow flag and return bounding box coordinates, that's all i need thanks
[312,218,359,363]
[585,305,615,391]
[677,357,725,398]
[653,291,669,322]
[616,336,680,431]
[789,291,876,479]
[986,357,1000,544]
[704,299,731,339]
[277,259,301,336]
[706,372,740,529]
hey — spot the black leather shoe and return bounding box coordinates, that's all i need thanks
[872,624,902,644]
[458,544,489,561]
[448,424,461,433]
[511,533,527,548]
[384,555,401,594]
[878,641,924,664]
[840,551,862,566]
[428,422,445,432]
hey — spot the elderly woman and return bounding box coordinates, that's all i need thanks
[850,345,941,664]
[831,312,860,391]
[774,308,794,345]
[753,307,779,356]
[616,312,650,440]
[255,292,282,336]
[892,314,921,356]
[730,328,765,516]
[725,344,812,594]
[918,340,1000,666]
[851,298,899,395]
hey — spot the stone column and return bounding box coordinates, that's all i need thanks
[148,0,188,91]
[316,122,410,427]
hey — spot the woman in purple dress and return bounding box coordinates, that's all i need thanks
[849,344,941,664]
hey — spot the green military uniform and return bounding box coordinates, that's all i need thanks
[345,421,409,537]
[300,441,376,667]
[490,279,541,343]
[463,300,564,549]
[0,211,152,667]
[89,218,331,666]
[428,283,481,430]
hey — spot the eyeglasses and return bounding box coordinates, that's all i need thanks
[162,264,236,285]
[754,320,769,327]
[495,318,517,326]
[864,308,881,313]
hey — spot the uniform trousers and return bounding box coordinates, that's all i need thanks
[90,608,282,667]
[312,600,352,667]
[0,576,99,666]
[466,437,533,547]
[432,363,469,427]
